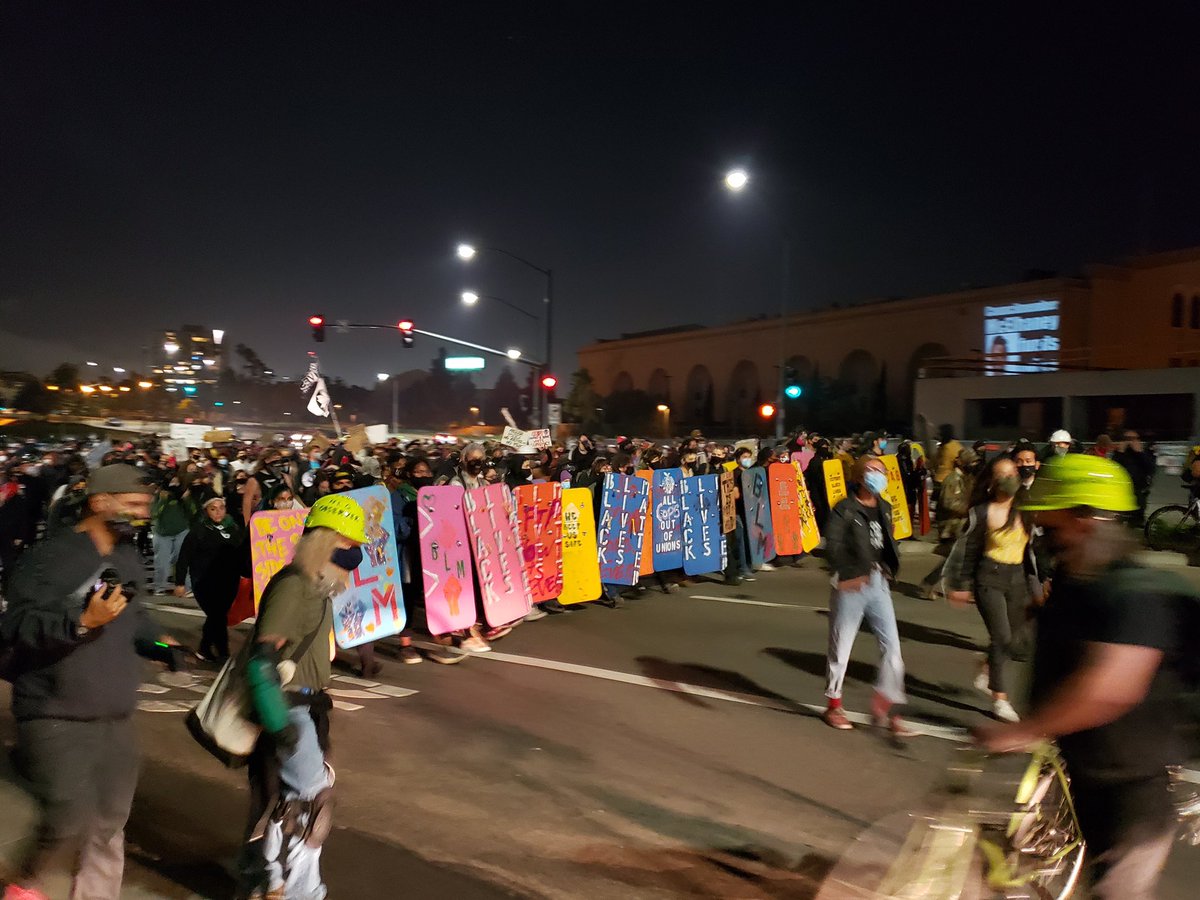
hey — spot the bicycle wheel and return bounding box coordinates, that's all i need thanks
[1144,505,1200,553]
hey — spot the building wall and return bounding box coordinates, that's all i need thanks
[914,367,1200,442]
[576,246,1200,431]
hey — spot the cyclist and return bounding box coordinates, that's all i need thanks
[976,455,1198,898]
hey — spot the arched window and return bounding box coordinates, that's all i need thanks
[1191,295,1200,329]
[1171,293,1184,327]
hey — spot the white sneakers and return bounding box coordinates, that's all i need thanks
[992,698,1020,722]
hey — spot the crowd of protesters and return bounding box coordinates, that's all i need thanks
[2,421,1199,898]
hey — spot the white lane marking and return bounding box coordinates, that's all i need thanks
[332,701,364,711]
[331,674,381,688]
[146,602,205,619]
[412,642,968,743]
[138,683,170,694]
[690,594,826,611]
[366,684,419,699]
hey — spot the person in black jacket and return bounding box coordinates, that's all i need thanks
[821,455,913,737]
[1112,430,1156,526]
[174,491,244,661]
[1,464,176,899]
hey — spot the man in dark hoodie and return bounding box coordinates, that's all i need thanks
[1,465,175,899]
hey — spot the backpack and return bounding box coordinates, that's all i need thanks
[185,623,322,768]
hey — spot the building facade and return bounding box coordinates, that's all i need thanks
[576,247,1200,434]
[150,325,226,390]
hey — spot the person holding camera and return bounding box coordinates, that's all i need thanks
[0,465,177,900]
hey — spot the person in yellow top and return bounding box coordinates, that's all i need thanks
[945,456,1039,724]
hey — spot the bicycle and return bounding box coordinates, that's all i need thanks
[1144,494,1200,553]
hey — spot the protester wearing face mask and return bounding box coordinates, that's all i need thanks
[1046,429,1073,459]
[243,449,289,525]
[448,443,488,490]
[920,447,979,599]
[236,495,367,900]
[1,465,178,899]
[821,455,912,736]
[174,492,243,662]
[945,457,1039,723]
[151,474,192,595]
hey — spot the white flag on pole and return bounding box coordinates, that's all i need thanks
[307,377,332,418]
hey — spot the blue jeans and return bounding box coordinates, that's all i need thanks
[242,707,332,899]
[825,568,906,705]
[153,530,188,590]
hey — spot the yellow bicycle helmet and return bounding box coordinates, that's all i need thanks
[304,494,367,543]
[1020,454,1136,513]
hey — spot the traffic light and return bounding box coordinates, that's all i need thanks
[759,402,776,418]
[309,315,326,342]
[783,366,802,399]
[540,374,558,390]
[398,319,414,348]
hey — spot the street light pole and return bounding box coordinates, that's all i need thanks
[456,242,554,428]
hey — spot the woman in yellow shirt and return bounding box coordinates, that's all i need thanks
[947,457,1038,723]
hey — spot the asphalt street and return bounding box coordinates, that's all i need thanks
[3,540,1200,898]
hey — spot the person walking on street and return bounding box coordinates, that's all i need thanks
[976,454,1197,899]
[822,455,913,737]
[920,447,978,597]
[150,474,191,594]
[236,494,367,900]
[0,465,175,900]
[174,492,244,662]
[946,457,1038,723]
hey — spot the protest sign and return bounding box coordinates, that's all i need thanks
[740,466,775,568]
[249,509,308,604]
[650,468,684,571]
[681,474,726,575]
[880,454,914,540]
[719,469,736,534]
[597,473,649,585]
[635,469,656,575]
[560,487,601,604]
[464,483,532,626]
[794,463,822,553]
[514,482,564,603]
[824,458,848,509]
[418,485,478,635]
[365,424,389,445]
[768,462,804,556]
[330,485,405,649]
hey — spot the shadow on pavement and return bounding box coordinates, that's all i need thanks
[894,618,984,653]
[572,786,834,899]
[123,756,529,899]
[634,656,815,716]
[761,647,983,718]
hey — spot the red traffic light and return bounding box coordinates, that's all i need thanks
[397,319,414,332]
[540,374,558,390]
[309,314,326,343]
[759,403,776,418]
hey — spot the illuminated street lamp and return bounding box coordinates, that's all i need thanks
[80,385,96,394]
[723,164,790,440]
[456,240,554,426]
[163,341,179,355]
[506,348,522,360]
[724,168,749,192]
[113,367,126,374]
[138,381,153,389]
[461,290,479,306]
[377,372,398,433]
[657,403,671,437]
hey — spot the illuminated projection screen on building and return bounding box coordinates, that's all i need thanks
[983,299,1060,374]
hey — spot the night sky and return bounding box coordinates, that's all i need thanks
[4,2,1200,389]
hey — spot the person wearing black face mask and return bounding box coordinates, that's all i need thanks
[945,457,1040,724]
[1,465,180,899]
[237,495,367,900]
[449,443,488,490]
